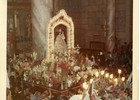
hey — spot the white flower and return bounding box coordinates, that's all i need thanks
[71,61,75,66]
[42,72,49,79]
[87,66,92,71]
[41,66,46,71]
[37,65,43,73]
[89,70,94,76]
[81,71,86,76]
[73,66,80,72]
[76,74,81,81]
[83,74,88,79]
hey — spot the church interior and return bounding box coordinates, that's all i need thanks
[7,0,133,100]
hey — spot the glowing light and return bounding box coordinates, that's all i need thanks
[82,82,88,89]
[95,71,99,77]
[110,74,113,79]
[105,73,109,78]
[118,69,122,74]
[101,70,105,75]
[121,77,125,82]
[114,78,118,84]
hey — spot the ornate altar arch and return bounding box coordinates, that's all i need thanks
[47,9,74,59]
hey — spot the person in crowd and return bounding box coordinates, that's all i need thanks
[97,51,106,66]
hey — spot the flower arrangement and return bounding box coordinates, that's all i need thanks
[9,45,131,99]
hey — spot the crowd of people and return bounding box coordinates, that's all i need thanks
[6,42,132,100]
[91,42,132,78]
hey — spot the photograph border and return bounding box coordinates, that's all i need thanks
[0,0,139,99]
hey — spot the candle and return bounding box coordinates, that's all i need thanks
[105,73,109,78]
[95,71,99,78]
[121,77,125,82]
[118,69,122,74]
[110,74,113,79]
[101,70,105,75]
[105,73,109,82]
[114,78,118,85]
[109,74,113,83]
[118,69,122,84]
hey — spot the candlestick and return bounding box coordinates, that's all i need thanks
[114,78,118,86]
[109,74,113,83]
[118,69,122,84]
[101,70,105,80]
[121,77,125,86]
[105,73,109,82]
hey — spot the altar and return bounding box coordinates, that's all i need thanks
[7,9,131,100]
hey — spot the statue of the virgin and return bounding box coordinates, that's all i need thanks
[54,29,67,54]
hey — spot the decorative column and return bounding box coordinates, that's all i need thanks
[31,0,53,58]
[105,0,116,54]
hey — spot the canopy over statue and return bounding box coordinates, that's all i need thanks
[47,9,74,60]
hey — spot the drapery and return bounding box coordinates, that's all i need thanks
[31,0,52,58]
[106,0,116,53]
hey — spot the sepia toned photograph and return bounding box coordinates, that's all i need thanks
[5,0,136,100]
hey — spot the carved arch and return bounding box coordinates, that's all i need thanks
[47,9,74,59]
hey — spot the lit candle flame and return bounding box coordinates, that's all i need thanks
[118,69,122,74]
[110,74,113,79]
[105,73,109,78]
[95,71,99,77]
[121,77,125,82]
[101,70,105,75]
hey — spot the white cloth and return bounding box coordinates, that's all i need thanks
[69,95,82,100]
[83,93,90,100]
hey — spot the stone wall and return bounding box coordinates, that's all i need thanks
[52,0,132,49]
[55,0,106,48]
[116,0,132,44]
